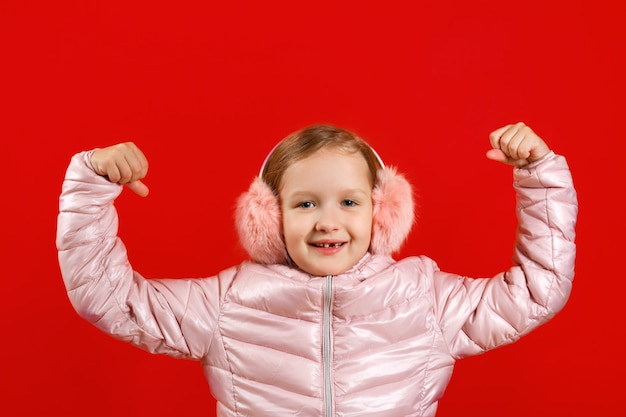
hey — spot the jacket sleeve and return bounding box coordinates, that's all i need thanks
[56,151,230,360]
[433,151,578,359]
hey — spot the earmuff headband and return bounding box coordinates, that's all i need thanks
[259,139,387,177]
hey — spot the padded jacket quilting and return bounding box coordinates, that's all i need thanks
[57,151,577,417]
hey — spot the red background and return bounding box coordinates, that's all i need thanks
[2,1,625,416]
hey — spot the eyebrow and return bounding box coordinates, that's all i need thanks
[284,188,370,199]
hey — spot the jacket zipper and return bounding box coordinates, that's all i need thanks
[323,275,333,416]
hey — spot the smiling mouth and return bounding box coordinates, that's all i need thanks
[312,243,344,248]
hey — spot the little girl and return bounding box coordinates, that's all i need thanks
[57,122,577,417]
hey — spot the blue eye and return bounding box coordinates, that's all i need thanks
[342,200,357,207]
[299,201,314,209]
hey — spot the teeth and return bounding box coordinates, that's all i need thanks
[317,243,342,248]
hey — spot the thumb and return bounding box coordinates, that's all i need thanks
[125,180,150,197]
[485,148,509,164]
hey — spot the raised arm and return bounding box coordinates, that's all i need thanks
[435,123,578,358]
[56,145,224,360]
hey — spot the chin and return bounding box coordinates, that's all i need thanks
[290,250,365,276]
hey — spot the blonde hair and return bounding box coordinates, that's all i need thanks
[261,124,382,194]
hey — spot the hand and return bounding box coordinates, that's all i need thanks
[90,142,150,197]
[486,122,551,167]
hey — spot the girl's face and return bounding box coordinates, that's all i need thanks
[279,148,373,276]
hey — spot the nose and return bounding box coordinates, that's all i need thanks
[315,206,340,232]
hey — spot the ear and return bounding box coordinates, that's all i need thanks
[370,167,415,255]
[235,177,287,264]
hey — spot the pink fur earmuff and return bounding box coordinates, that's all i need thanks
[235,165,415,265]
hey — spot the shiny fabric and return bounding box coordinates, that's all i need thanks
[57,151,577,417]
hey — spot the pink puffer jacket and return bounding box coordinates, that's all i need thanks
[57,151,577,417]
